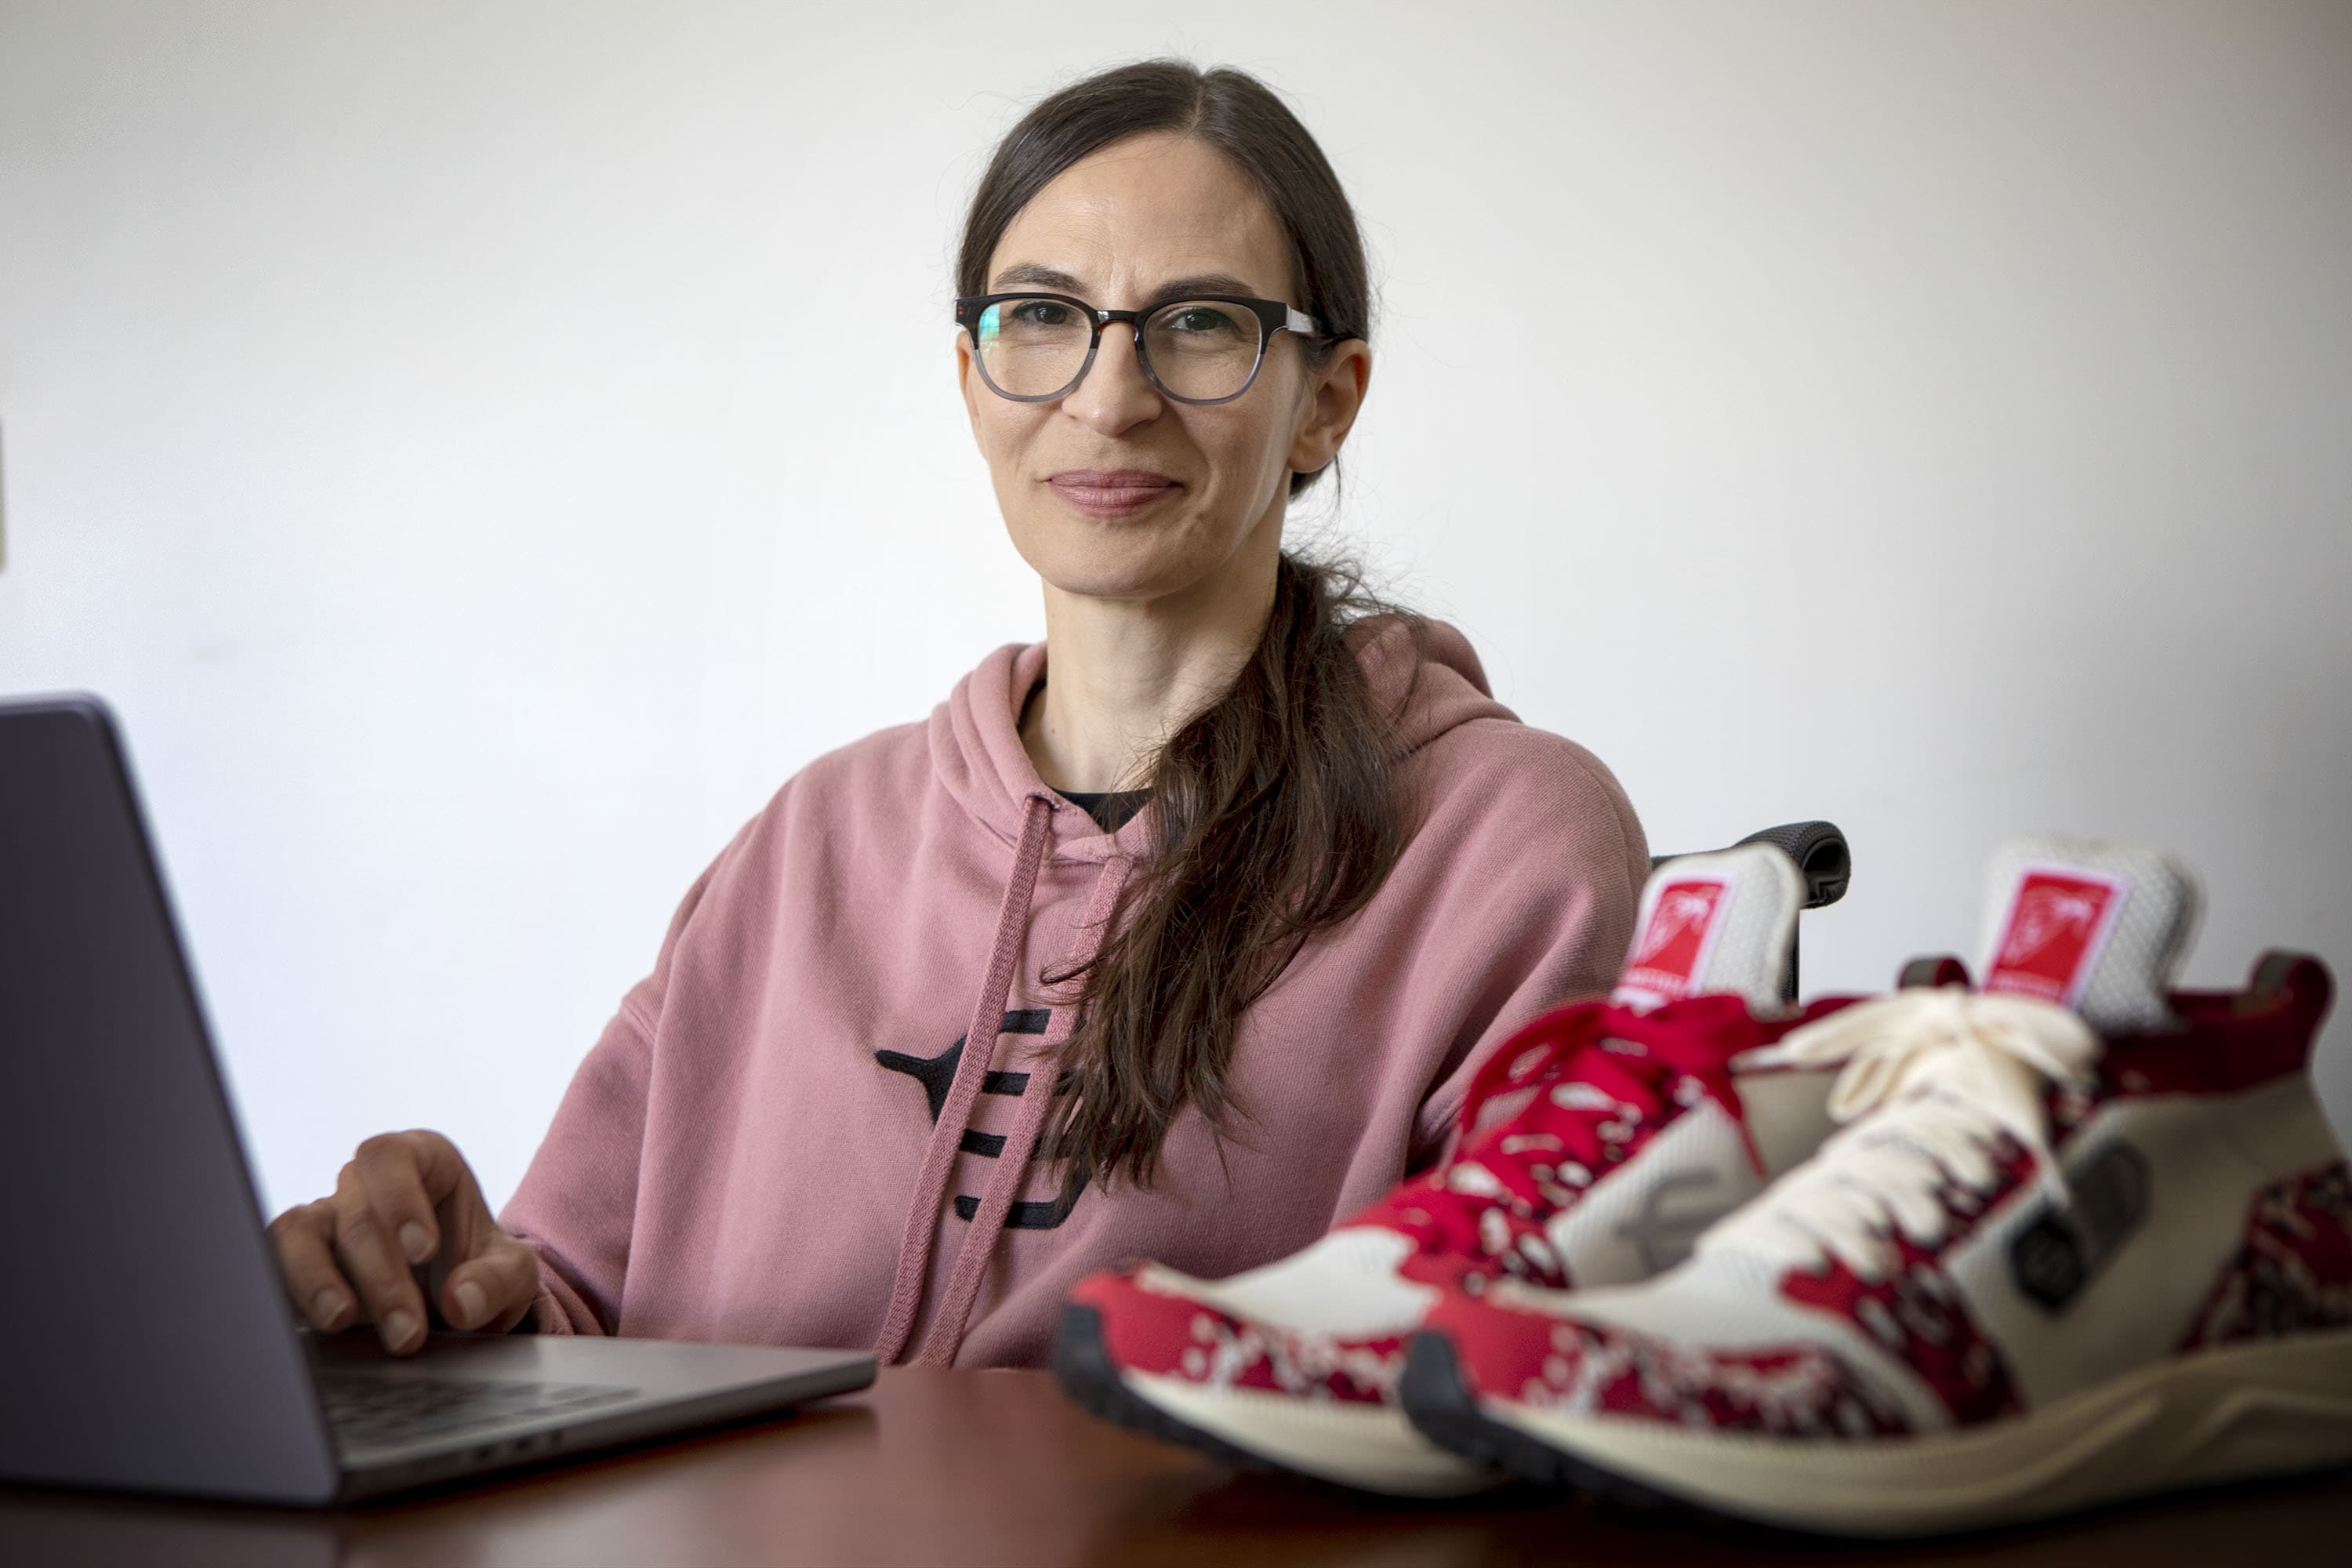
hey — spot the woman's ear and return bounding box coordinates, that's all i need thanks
[1287,339,1372,479]
[955,335,985,440]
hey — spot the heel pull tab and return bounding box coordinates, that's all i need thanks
[2244,950,2334,1029]
[1900,955,1972,989]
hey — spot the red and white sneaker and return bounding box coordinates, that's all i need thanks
[1400,837,2352,1536]
[1057,843,1866,1495]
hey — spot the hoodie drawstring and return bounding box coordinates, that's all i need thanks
[913,846,1129,1367]
[873,793,1055,1364]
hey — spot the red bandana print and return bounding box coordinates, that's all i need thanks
[1433,1292,1912,1438]
[1062,996,1824,1406]
[1776,1136,2036,1427]
[2180,1163,2352,1351]
[1068,1269,1406,1403]
[1366,996,1796,1293]
[1371,1045,1682,1294]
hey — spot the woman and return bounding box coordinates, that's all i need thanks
[269,60,1649,1370]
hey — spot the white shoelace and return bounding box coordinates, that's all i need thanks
[1696,990,2103,1282]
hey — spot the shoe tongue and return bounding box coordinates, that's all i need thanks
[1976,837,2201,1033]
[1611,844,1803,1014]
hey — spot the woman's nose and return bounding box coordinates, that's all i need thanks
[1060,325,1162,434]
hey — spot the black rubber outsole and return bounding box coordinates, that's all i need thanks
[1398,1331,1681,1515]
[1053,1302,1290,1475]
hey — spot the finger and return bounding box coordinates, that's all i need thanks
[330,1161,430,1353]
[425,1145,499,1272]
[352,1131,464,1269]
[269,1201,358,1330]
[442,1236,540,1333]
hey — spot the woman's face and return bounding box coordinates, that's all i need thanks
[959,132,1369,608]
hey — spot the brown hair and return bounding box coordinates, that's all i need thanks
[959,60,1418,1191]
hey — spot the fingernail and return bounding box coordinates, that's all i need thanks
[383,1308,420,1350]
[398,1222,433,1263]
[311,1289,348,1328]
[454,1280,488,1329]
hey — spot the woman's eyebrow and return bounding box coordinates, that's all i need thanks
[990,263,1087,292]
[985,264,1269,300]
[1149,273,1262,300]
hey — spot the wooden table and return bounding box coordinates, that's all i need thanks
[3,1367,2345,1565]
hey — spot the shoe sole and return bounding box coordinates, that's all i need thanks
[1400,1327,2352,1537]
[1054,1304,1499,1498]
[1398,1332,1671,1511]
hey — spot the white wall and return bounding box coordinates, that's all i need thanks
[2,0,2347,1214]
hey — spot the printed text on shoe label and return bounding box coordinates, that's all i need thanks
[1615,876,1732,1011]
[1984,866,2129,1009]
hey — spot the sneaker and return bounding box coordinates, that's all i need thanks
[1056,843,1864,1496]
[1399,837,2352,1537]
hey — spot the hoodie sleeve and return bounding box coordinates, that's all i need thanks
[496,840,735,1335]
[1403,727,1650,1166]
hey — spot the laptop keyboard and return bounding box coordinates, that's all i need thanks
[318,1373,635,1450]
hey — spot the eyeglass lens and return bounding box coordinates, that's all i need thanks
[974,298,1264,403]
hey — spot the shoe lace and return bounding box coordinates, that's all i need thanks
[1370,1002,1751,1284]
[1695,989,2100,1282]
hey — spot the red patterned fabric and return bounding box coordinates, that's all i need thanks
[1063,993,1848,1402]
[1068,1269,1406,1400]
[1423,1135,2036,1438]
[1422,1290,1911,1438]
[1372,995,1846,1292]
[1372,1018,1693,1294]
[2180,1162,2352,1351]
[1774,1137,2035,1426]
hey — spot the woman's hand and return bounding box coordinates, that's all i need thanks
[268,1130,540,1353]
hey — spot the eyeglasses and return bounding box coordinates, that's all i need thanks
[954,292,1322,407]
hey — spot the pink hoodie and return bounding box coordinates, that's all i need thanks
[499,620,1648,1368]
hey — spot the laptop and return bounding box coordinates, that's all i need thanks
[0,695,876,1504]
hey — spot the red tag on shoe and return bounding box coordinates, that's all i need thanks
[1614,877,1731,1011]
[1982,866,2128,1008]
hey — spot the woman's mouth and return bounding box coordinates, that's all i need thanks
[1046,470,1181,519]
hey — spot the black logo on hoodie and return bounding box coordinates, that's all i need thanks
[875,1009,1084,1229]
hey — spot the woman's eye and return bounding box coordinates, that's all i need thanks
[1163,307,1240,335]
[1009,299,1075,328]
